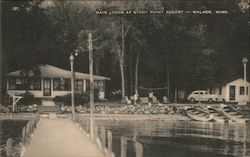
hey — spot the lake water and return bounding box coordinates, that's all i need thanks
[94,120,250,157]
[1,119,249,157]
[0,120,28,146]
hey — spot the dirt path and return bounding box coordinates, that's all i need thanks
[23,118,105,157]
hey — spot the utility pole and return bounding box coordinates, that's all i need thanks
[242,57,248,103]
[69,54,75,120]
[88,33,95,141]
[0,0,2,106]
[167,64,170,100]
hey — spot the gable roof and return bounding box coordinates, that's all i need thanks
[5,64,110,81]
[226,78,250,85]
[216,78,249,87]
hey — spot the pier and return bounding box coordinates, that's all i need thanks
[22,118,106,157]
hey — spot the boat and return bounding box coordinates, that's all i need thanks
[185,107,213,122]
[219,104,248,124]
[206,106,230,123]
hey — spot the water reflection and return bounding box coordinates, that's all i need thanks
[0,120,28,145]
[94,120,250,157]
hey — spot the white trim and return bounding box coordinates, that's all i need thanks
[83,80,86,92]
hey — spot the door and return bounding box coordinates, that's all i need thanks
[43,79,51,96]
[200,91,209,101]
[229,86,235,101]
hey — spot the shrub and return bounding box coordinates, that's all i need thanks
[54,90,100,106]
[16,93,39,106]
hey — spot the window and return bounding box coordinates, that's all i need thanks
[84,80,105,92]
[229,86,236,100]
[15,78,26,90]
[99,81,105,92]
[8,78,41,90]
[53,79,71,91]
[239,86,245,95]
[8,78,26,90]
[9,78,17,90]
[53,79,60,90]
[29,79,41,90]
[65,79,71,91]
[94,81,104,92]
[86,80,90,90]
[75,80,83,91]
[247,87,249,95]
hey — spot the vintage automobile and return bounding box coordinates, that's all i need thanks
[187,90,222,103]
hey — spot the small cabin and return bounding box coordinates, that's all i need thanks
[211,78,250,104]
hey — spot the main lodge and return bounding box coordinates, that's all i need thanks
[5,64,110,106]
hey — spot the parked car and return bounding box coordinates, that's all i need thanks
[187,90,222,103]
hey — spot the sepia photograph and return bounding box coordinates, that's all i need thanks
[0,0,249,157]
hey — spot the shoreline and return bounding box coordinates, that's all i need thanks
[76,113,191,121]
[0,113,191,121]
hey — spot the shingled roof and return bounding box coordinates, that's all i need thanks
[5,64,110,81]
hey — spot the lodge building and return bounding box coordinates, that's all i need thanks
[5,64,110,106]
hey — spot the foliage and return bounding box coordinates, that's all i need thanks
[16,93,41,106]
[54,89,100,106]
[2,0,249,102]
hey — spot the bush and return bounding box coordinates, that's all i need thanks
[16,93,40,106]
[3,94,12,106]
[54,90,100,106]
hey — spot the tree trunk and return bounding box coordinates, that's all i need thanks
[24,71,29,105]
[128,51,133,97]
[174,88,178,103]
[0,42,2,106]
[167,64,170,99]
[25,72,29,94]
[134,51,140,95]
[120,60,125,103]
[120,19,126,103]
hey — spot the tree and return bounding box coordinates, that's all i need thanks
[1,0,53,105]
[126,22,147,96]
[108,17,134,103]
[2,0,249,103]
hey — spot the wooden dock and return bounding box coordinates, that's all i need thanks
[22,118,106,157]
[0,113,36,120]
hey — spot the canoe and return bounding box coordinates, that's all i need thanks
[205,106,230,123]
[185,107,213,122]
[219,105,248,124]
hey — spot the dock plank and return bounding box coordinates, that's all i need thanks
[23,118,105,157]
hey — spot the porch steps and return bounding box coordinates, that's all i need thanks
[49,112,57,119]
[42,99,55,106]
[38,106,60,113]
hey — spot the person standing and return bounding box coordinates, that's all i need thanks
[134,93,139,104]
[149,91,154,103]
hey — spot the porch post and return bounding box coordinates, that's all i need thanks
[50,78,53,98]
[83,80,86,92]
